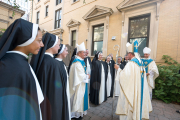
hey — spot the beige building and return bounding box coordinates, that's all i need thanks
[0,1,25,31]
[31,0,180,63]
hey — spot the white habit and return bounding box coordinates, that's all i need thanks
[99,60,106,104]
[106,62,112,97]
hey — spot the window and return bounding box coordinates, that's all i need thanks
[71,30,76,47]
[38,0,40,2]
[36,11,40,24]
[45,6,48,17]
[54,9,62,29]
[56,0,62,5]
[128,14,150,56]
[92,24,104,55]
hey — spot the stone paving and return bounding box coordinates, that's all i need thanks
[81,97,180,120]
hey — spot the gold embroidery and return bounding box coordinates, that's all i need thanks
[134,44,138,49]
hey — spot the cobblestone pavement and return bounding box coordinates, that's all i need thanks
[81,97,180,120]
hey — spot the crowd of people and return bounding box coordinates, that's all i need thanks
[0,19,162,120]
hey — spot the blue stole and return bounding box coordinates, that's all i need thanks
[72,58,88,111]
[141,59,153,73]
[130,58,144,120]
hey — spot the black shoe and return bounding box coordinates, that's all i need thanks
[176,110,180,114]
[71,117,83,120]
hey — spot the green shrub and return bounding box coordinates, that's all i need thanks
[153,55,180,103]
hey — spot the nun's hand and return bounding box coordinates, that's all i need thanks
[114,64,119,70]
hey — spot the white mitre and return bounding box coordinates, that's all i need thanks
[143,47,151,54]
[76,42,86,52]
[126,42,133,52]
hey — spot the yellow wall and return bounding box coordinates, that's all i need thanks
[32,0,63,31]
[62,0,123,56]
[156,0,180,63]
[31,0,180,63]
[0,5,22,30]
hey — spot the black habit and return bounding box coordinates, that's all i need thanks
[84,56,92,68]
[90,52,108,105]
[30,33,69,120]
[122,59,128,67]
[117,63,124,70]
[0,19,41,120]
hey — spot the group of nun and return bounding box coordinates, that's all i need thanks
[0,19,159,120]
[0,19,88,120]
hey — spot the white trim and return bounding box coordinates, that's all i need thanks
[18,24,38,47]
[98,52,102,59]
[58,44,65,54]
[6,51,28,58]
[29,65,43,120]
[76,56,83,60]
[55,58,63,61]
[50,36,58,48]
[45,52,54,57]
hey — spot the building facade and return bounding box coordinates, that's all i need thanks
[1,0,29,21]
[0,1,25,31]
[31,0,180,63]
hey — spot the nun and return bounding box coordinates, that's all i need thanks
[90,52,108,105]
[0,19,44,120]
[30,33,69,120]
[55,44,71,120]
[105,55,112,97]
[68,48,77,73]
[117,56,124,69]
[108,54,116,97]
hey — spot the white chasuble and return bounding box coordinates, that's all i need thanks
[115,57,152,120]
[142,58,159,100]
[69,57,89,118]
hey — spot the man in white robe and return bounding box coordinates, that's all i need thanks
[142,47,159,100]
[69,42,90,119]
[114,40,152,120]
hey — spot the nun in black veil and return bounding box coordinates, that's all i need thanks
[0,18,44,120]
[30,33,70,120]
[90,52,108,105]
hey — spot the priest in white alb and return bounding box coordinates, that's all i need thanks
[114,40,152,120]
[142,47,159,100]
[69,42,90,119]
